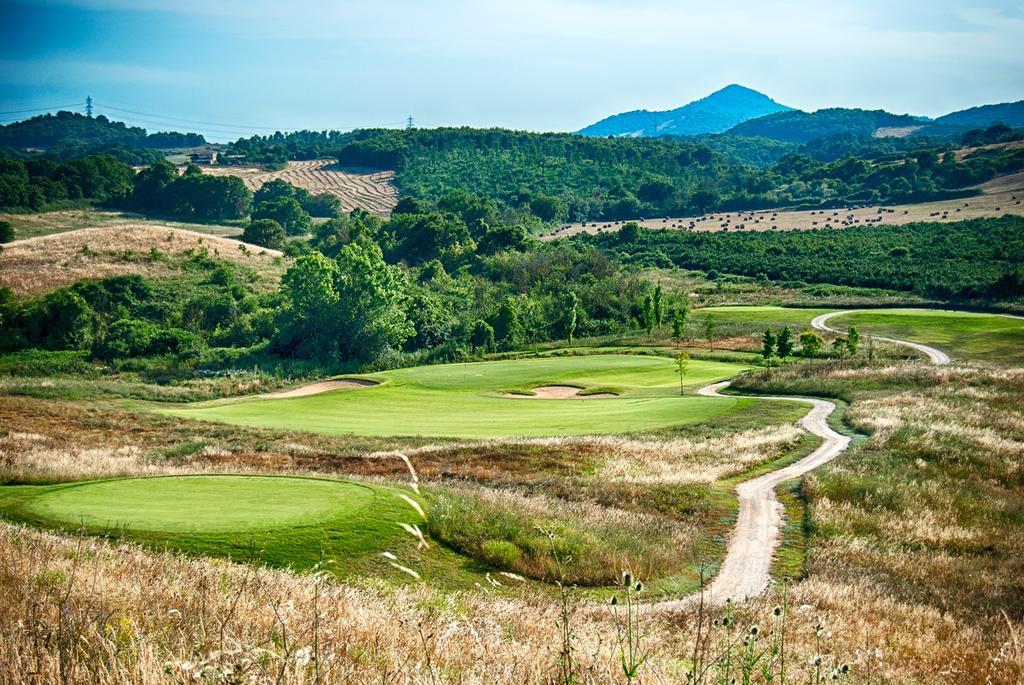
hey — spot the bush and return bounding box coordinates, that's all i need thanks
[242,219,286,250]
[0,220,13,243]
[93,318,161,360]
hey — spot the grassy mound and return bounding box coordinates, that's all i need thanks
[828,309,1024,364]
[165,354,756,438]
[0,475,424,576]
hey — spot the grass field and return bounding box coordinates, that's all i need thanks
[827,309,1024,364]
[694,305,829,329]
[0,474,425,576]
[164,354,759,438]
[545,170,1024,239]
[0,224,286,295]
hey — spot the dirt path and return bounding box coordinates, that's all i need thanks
[652,309,954,610]
[810,310,950,365]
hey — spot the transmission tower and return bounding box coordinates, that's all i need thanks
[406,115,414,129]
[85,96,93,118]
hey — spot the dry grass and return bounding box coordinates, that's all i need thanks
[0,225,286,295]
[198,159,398,215]
[1,362,1022,682]
[544,171,1024,239]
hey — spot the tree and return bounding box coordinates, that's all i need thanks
[563,291,579,346]
[253,196,312,235]
[761,327,776,362]
[846,325,861,356]
[652,283,664,329]
[333,240,414,361]
[494,296,524,351]
[675,350,689,396]
[671,306,687,347]
[799,330,824,357]
[642,294,654,334]
[776,326,794,358]
[832,336,849,358]
[242,219,286,250]
[470,320,495,354]
[0,220,13,243]
[703,317,718,351]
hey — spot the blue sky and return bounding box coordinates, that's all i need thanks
[1,0,1022,141]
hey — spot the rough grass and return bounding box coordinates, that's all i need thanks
[0,223,286,295]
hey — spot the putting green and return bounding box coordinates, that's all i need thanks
[26,475,374,533]
[0,475,425,576]
[165,354,756,438]
[828,309,1024,364]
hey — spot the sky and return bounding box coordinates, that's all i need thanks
[1,0,1022,141]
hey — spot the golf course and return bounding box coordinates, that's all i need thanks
[0,475,426,574]
[164,354,760,438]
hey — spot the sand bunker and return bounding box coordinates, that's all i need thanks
[261,379,378,399]
[502,385,617,399]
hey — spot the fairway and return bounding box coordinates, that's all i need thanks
[827,309,1024,364]
[26,475,374,533]
[694,305,830,332]
[166,354,755,438]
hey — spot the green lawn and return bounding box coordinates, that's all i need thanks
[163,354,759,438]
[0,474,430,578]
[828,309,1024,364]
[693,305,830,333]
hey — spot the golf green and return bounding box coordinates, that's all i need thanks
[165,354,756,438]
[25,475,374,533]
[828,309,1024,364]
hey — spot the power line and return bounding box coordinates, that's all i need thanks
[96,100,406,134]
[0,102,85,116]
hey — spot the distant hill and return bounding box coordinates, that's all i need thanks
[914,100,1024,138]
[577,84,793,138]
[0,111,205,153]
[726,108,925,144]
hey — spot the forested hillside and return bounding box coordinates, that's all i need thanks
[726,108,925,143]
[0,111,205,161]
[580,215,1024,299]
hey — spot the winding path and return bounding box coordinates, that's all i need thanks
[810,310,950,365]
[653,309,952,611]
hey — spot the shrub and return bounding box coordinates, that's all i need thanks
[242,219,286,250]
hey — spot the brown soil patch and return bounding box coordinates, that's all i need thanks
[502,385,617,399]
[196,159,398,216]
[0,225,285,296]
[543,170,1024,240]
[260,378,378,399]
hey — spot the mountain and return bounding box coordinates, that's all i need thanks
[577,84,793,138]
[726,108,925,144]
[915,100,1024,138]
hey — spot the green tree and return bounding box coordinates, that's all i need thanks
[652,283,664,329]
[799,330,824,357]
[470,319,495,353]
[242,218,286,250]
[253,196,312,235]
[776,326,794,357]
[761,327,776,362]
[675,350,689,396]
[703,317,718,351]
[642,294,654,334]
[832,336,849,358]
[671,306,687,347]
[563,291,579,346]
[276,252,342,359]
[619,221,640,243]
[39,290,93,350]
[0,220,13,243]
[846,325,861,356]
[494,296,524,351]
[333,240,414,361]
